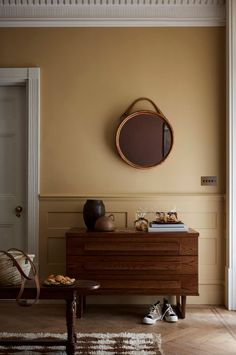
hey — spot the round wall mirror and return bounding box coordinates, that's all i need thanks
[115,98,173,169]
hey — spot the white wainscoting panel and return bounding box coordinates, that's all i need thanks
[39,194,225,305]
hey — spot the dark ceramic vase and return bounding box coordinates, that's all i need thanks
[83,199,105,230]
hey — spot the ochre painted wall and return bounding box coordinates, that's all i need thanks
[0,27,225,195]
[0,28,226,304]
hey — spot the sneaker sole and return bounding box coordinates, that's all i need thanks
[142,319,160,325]
[164,318,178,323]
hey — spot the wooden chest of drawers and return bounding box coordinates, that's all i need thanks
[66,228,199,318]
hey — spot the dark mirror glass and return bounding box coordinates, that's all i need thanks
[116,111,173,169]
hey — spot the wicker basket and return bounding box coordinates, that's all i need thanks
[0,250,35,286]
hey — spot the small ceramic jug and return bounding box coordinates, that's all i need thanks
[95,214,115,232]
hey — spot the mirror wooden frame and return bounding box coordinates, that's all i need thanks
[115,98,174,169]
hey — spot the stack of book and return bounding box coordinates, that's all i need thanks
[148,221,188,232]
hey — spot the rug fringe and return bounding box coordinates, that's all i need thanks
[0,332,164,355]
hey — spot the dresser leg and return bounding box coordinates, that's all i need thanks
[76,295,85,318]
[176,295,181,308]
[181,296,186,319]
[175,295,186,319]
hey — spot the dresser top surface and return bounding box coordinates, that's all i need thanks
[66,228,199,238]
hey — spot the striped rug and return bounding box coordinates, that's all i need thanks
[0,332,164,354]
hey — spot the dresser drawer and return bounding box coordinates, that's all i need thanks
[67,255,197,274]
[94,276,198,295]
[67,237,198,256]
[66,272,198,296]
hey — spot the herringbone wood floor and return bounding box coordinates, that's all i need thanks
[0,303,235,354]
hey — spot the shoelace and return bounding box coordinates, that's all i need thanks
[161,304,176,319]
[149,304,162,317]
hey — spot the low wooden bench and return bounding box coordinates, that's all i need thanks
[0,279,100,354]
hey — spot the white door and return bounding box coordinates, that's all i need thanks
[0,85,27,251]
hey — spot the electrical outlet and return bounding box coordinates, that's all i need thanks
[201,176,217,186]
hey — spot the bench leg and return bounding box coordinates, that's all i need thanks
[66,297,77,355]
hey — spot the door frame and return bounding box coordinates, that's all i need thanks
[227,0,236,310]
[0,68,40,261]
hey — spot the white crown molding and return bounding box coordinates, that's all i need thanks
[0,0,226,27]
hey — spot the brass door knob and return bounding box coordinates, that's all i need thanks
[15,205,23,217]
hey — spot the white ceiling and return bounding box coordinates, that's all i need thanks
[0,0,226,27]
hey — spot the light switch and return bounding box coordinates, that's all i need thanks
[201,176,217,186]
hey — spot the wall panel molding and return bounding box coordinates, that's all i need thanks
[39,193,225,201]
[0,0,226,27]
[39,193,225,304]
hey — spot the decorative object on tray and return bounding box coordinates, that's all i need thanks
[156,211,179,224]
[149,210,188,232]
[167,211,178,223]
[83,199,105,230]
[155,212,166,223]
[95,214,115,232]
[134,210,148,231]
[43,274,75,286]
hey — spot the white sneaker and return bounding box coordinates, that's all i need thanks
[162,298,178,323]
[142,301,162,325]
